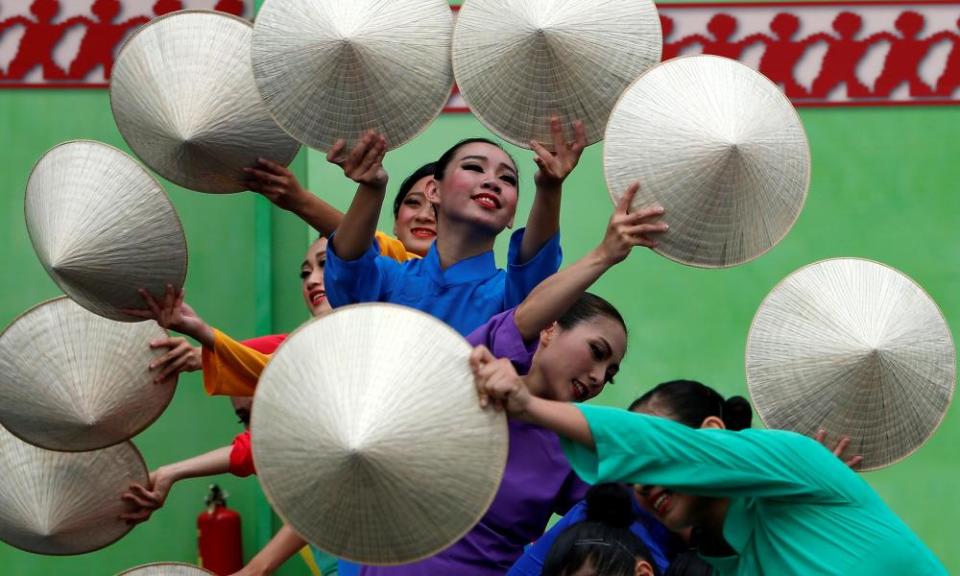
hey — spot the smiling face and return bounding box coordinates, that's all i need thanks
[427,142,519,235]
[393,175,437,256]
[300,237,331,318]
[533,316,627,403]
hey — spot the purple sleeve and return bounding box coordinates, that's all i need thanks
[465,308,539,375]
[554,470,590,516]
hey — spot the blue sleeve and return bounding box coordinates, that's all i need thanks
[325,234,404,308]
[504,228,562,309]
[507,501,589,576]
[465,308,539,375]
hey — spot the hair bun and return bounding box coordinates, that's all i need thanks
[723,396,753,431]
[584,483,634,529]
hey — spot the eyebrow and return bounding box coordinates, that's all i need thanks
[460,155,517,176]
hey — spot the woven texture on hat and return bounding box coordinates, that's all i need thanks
[24,141,187,322]
[111,11,300,194]
[252,0,454,151]
[453,0,661,148]
[604,55,810,268]
[0,297,172,452]
[746,258,956,471]
[0,427,147,555]
[117,563,215,576]
[252,304,508,565]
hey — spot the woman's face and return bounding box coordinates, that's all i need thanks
[534,316,627,403]
[300,238,332,318]
[631,402,715,532]
[428,142,519,234]
[393,176,437,256]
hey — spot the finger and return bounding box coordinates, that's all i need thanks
[845,455,864,468]
[122,491,157,509]
[326,139,346,165]
[138,289,163,319]
[624,204,665,222]
[121,308,156,319]
[549,116,565,153]
[572,120,587,151]
[174,287,185,312]
[621,223,669,237]
[469,346,494,370]
[346,132,372,169]
[814,428,827,444]
[833,436,851,457]
[529,139,554,165]
[257,157,287,174]
[150,337,183,349]
[616,182,640,214]
[245,167,286,185]
[156,354,191,382]
[150,345,184,370]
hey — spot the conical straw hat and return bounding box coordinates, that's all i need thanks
[25,140,187,322]
[604,55,810,268]
[251,0,454,151]
[117,563,215,576]
[252,304,508,565]
[746,258,956,471]
[0,297,174,452]
[453,0,662,148]
[111,10,301,193]
[0,426,147,555]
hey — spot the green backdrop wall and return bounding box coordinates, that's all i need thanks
[2,3,959,575]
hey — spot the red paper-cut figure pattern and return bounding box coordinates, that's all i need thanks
[932,18,960,96]
[809,12,874,98]
[742,13,814,97]
[1,0,89,81]
[153,0,183,16]
[66,0,148,80]
[214,0,245,17]
[871,11,936,97]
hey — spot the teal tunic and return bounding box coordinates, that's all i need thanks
[561,405,946,576]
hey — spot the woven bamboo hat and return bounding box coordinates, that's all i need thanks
[452,0,661,149]
[746,258,956,471]
[251,0,454,151]
[0,425,147,555]
[252,304,508,565]
[117,563,215,576]
[25,140,187,322]
[111,10,301,193]
[0,297,174,452]
[604,55,810,268]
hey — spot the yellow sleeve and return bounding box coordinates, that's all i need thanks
[201,329,270,397]
[374,230,419,262]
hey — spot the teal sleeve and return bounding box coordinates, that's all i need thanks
[562,405,862,504]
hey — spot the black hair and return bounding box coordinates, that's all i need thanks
[664,551,714,576]
[543,484,659,576]
[392,162,437,219]
[557,293,628,340]
[628,380,752,431]
[434,137,518,182]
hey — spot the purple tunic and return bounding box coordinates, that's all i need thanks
[358,309,589,576]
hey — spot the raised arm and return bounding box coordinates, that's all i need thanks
[120,445,233,525]
[512,182,667,340]
[124,285,215,348]
[245,157,345,237]
[519,118,587,263]
[328,130,389,261]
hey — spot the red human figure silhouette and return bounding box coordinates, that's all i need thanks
[742,13,812,97]
[872,11,936,97]
[67,0,149,80]
[661,15,709,60]
[153,0,184,16]
[932,18,960,96]
[810,12,873,98]
[694,13,766,60]
[3,0,91,81]
[214,0,245,17]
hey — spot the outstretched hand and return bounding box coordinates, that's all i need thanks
[815,428,864,470]
[471,346,531,415]
[244,158,310,212]
[597,182,669,264]
[531,117,587,189]
[123,285,214,347]
[326,130,389,190]
[119,469,175,525]
[149,337,201,384]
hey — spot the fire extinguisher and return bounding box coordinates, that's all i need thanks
[198,484,244,575]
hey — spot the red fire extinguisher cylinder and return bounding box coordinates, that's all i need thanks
[198,484,244,575]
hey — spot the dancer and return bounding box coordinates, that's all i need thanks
[322,118,586,335]
[473,364,948,574]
